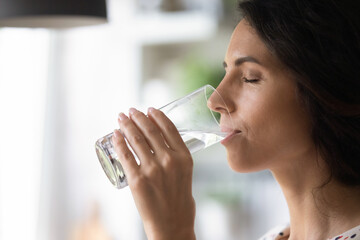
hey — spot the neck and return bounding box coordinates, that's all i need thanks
[271,150,360,240]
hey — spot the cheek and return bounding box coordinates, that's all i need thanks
[225,104,278,171]
[226,88,312,171]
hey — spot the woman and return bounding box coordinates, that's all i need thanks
[112,0,360,239]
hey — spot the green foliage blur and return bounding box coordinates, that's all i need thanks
[176,55,225,95]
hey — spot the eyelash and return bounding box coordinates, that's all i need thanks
[243,77,259,83]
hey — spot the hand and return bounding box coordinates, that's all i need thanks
[112,107,196,240]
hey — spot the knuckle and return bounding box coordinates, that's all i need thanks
[121,151,133,160]
[146,125,158,134]
[131,174,147,189]
[146,164,162,179]
[184,151,193,163]
[179,153,194,169]
[165,123,176,132]
[183,148,192,157]
[132,134,144,143]
[162,153,177,170]
[185,158,194,169]
[163,159,175,171]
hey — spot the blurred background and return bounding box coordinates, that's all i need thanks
[0,0,289,239]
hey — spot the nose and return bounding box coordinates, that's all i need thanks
[207,83,234,115]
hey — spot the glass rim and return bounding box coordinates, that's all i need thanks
[159,84,234,131]
[95,84,234,189]
[203,84,234,131]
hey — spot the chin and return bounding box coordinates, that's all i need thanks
[226,150,269,173]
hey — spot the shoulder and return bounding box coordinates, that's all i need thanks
[259,224,360,240]
[328,225,360,240]
[258,224,290,240]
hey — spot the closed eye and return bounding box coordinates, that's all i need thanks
[243,77,260,83]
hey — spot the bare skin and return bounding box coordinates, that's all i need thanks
[209,20,360,239]
[113,108,196,240]
[112,19,360,240]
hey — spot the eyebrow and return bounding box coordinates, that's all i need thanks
[223,56,261,68]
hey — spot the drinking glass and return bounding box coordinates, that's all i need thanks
[95,85,233,189]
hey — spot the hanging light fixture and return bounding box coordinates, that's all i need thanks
[0,0,107,28]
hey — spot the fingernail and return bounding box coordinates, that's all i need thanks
[118,112,128,121]
[129,107,138,116]
[148,107,155,114]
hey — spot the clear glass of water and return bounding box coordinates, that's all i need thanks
[95,85,233,189]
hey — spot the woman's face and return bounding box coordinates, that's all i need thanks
[208,20,314,172]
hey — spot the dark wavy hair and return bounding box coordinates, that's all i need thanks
[238,0,360,186]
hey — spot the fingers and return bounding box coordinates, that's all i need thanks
[128,108,168,153]
[116,107,188,169]
[147,108,188,152]
[118,113,154,164]
[112,129,139,179]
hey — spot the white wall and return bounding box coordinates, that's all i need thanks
[38,1,145,239]
[0,28,49,240]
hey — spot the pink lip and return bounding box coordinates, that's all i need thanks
[221,130,241,145]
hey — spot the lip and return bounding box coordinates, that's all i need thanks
[221,130,241,145]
